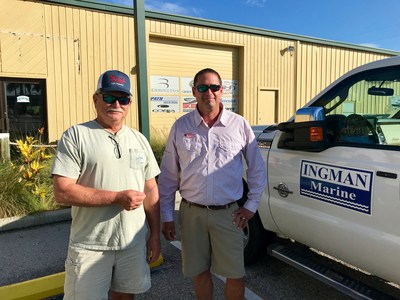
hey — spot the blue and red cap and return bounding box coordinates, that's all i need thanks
[96,70,131,95]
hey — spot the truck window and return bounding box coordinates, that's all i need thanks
[313,66,400,147]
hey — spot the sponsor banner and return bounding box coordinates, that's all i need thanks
[150,76,179,94]
[181,77,194,94]
[300,160,373,214]
[222,98,238,112]
[222,80,238,95]
[150,96,179,113]
[182,96,196,112]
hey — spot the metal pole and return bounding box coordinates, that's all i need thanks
[133,0,150,139]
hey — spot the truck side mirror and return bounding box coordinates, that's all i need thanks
[277,107,328,151]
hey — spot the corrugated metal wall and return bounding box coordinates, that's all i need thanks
[43,4,138,141]
[295,43,389,108]
[0,0,46,76]
[0,0,394,142]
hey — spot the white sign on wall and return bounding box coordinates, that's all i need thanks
[150,76,179,94]
[181,96,197,112]
[222,80,238,96]
[181,77,194,94]
[222,98,238,112]
[150,96,180,113]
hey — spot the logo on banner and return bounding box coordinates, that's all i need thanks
[300,160,373,214]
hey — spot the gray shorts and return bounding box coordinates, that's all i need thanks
[64,242,150,299]
[179,200,245,279]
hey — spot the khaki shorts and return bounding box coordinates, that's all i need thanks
[179,200,245,279]
[64,242,150,299]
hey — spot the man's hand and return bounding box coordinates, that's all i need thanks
[146,234,161,264]
[162,221,176,241]
[116,190,146,211]
[232,207,255,229]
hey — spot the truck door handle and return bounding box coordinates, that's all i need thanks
[273,183,293,198]
[376,171,397,179]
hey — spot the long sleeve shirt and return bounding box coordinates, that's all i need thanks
[158,106,267,222]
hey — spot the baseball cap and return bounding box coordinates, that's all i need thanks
[96,70,132,95]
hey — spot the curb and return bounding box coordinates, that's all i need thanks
[0,272,65,300]
[0,208,71,233]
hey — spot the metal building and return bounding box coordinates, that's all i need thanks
[0,0,398,143]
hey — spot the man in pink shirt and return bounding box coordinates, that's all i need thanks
[158,68,267,300]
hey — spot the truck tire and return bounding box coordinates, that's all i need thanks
[239,179,275,265]
[243,212,268,265]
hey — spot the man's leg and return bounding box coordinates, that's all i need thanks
[111,241,151,296]
[194,269,213,300]
[63,246,113,300]
[110,291,134,300]
[225,277,245,300]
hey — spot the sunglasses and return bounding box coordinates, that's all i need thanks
[108,135,121,159]
[196,84,221,93]
[101,94,131,105]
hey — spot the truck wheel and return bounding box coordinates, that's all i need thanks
[243,212,268,265]
[239,178,274,265]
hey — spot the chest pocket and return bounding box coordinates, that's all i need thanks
[130,149,147,170]
[178,134,203,164]
[215,140,242,161]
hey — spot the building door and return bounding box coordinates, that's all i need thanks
[0,78,47,140]
[257,88,278,124]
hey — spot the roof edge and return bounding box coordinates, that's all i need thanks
[40,0,400,56]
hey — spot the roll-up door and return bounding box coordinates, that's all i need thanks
[148,37,239,135]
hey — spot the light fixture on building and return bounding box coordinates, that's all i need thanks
[17,95,30,103]
[280,45,296,56]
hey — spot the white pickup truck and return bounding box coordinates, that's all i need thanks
[242,56,400,297]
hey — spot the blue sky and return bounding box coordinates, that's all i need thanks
[101,0,400,52]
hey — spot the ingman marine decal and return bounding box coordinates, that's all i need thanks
[300,160,373,214]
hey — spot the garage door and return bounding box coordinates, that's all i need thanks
[148,37,239,136]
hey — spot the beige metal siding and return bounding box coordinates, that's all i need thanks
[0,0,46,75]
[147,19,300,125]
[295,43,389,110]
[43,4,138,142]
[148,36,239,135]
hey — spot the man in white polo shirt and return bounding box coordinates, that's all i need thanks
[52,70,160,300]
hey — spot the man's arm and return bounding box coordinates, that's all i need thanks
[52,174,145,211]
[243,124,267,212]
[143,177,161,263]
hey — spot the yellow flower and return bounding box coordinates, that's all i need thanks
[30,160,44,173]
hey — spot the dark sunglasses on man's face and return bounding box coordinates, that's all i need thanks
[102,94,131,105]
[196,84,221,93]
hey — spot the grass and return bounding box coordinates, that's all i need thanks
[0,133,167,219]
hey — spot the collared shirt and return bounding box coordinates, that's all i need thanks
[158,105,267,222]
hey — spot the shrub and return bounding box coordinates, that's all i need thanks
[0,129,59,218]
[15,128,54,200]
[150,127,168,165]
[0,160,59,218]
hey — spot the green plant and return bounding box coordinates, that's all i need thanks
[0,159,59,218]
[150,127,168,165]
[15,128,54,200]
[0,128,59,218]
[0,162,35,218]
